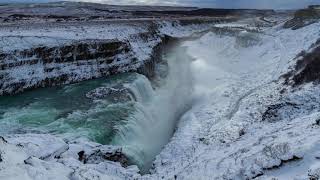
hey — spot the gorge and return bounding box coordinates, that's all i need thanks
[1,2,320,180]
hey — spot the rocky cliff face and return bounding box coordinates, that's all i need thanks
[283,38,320,86]
[0,19,220,96]
[0,40,136,95]
[284,5,320,30]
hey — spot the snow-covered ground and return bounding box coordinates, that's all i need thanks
[150,20,320,179]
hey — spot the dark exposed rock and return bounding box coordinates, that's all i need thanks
[283,40,320,86]
[284,6,320,30]
[262,102,300,122]
[9,40,126,65]
[137,36,157,75]
[133,8,274,18]
[0,136,8,144]
[316,119,320,125]
[85,85,134,102]
[251,172,264,179]
[292,46,320,86]
[0,40,134,96]
[263,155,302,170]
[79,146,129,167]
[78,151,85,162]
[238,129,245,137]
[138,35,177,79]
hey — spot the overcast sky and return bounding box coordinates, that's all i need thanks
[1,0,320,9]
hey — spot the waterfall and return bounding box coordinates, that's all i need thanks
[124,75,155,104]
[111,45,193,172]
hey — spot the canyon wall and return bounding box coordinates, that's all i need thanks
[0,19,222,96]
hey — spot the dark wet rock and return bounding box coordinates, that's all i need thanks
[79,146,129,167]
[78,151,85,162]
[138,35,177,79]
[85,85,133,102]
[284,6,320,30]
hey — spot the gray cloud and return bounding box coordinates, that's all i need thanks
[68,0,320,9]
[1,0,320,9]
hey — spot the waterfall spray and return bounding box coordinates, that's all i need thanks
[111,45,193,172]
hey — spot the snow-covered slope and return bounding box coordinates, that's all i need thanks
[0,134,141,180]
[150,20,320,180]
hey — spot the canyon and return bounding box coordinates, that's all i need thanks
[1,2,320,180]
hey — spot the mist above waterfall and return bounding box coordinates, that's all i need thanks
[111,43,194,172]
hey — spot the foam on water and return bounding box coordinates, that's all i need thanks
[0,74,138,143]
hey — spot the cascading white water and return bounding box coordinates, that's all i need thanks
[124,75,155,103]
[111,45,193,172]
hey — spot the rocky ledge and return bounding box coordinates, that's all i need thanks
[0,134,140,179]
[0,40,135,95]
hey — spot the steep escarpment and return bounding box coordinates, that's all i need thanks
[284,39,320,86]
[0,19,219,96]
[0,40,135,95]
[284,5,320,30]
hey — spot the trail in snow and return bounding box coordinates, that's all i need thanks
[227,84,265,120]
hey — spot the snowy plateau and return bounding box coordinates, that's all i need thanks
[0,2,320,180]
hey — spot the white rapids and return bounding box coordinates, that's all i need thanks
[111,44,193,172]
